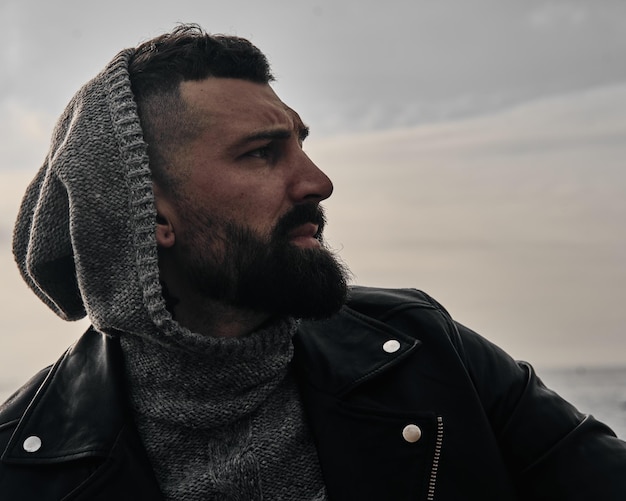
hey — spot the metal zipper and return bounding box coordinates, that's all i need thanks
[427,416,444,501]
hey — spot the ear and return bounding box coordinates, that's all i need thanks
[153,183,176,248]
[156,213,176,248]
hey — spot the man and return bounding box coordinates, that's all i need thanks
[1,24,624,500]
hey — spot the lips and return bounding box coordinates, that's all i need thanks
[288,223,319,239]
[274,204,326,247]
[287,223,322,248]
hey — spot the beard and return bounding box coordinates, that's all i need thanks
[176,203,350,319]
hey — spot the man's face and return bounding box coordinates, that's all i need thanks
[156,78,349,318]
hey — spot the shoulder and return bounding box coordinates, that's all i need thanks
[300,285,455,346]
[346,285,453,328]
[346,285,440,314]
[295,286,468,394]
[0,368,51,426]
[297,285,463,354]
[0,367,51,449]
[344,286,462,348]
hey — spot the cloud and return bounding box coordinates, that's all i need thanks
[0,99,55,171]
[0,2,24,78]
[1,64,625,404]
[528,3,589,29]
[4,1,626,143]
[308,83,626,368]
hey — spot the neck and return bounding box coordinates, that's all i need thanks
[177,297,271,338]
[159,277,269,339]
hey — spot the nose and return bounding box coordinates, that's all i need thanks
[290,151,334,204]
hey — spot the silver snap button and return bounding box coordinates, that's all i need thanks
[402,424,422,443]
[382,339,401,353]
[23,435,42,453]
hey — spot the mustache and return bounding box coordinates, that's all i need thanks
[273,204,327,240]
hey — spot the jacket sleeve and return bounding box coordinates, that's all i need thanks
[452,321,626,500]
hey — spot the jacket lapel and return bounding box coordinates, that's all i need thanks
[3,327,127,464]
[294,303,434,500]
[1,327,163,500]
[294,305,422,396]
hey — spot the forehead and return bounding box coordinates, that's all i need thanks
[179,78,304,137]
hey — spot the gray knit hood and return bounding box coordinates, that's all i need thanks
[13,49,172,338]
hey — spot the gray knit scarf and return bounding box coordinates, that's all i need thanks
[10,42,328,501]
[120,318,327,501]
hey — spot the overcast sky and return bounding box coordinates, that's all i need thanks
[1,0,626,395]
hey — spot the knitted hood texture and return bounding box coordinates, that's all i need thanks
[13,49,172,339]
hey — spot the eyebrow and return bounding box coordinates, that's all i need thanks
[237,125,310,146]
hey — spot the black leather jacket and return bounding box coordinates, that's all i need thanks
[1,287,625,500]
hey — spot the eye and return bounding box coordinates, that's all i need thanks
[246,145,272,159]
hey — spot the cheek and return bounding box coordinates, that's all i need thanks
[231,185,289,225]
[189,172,289,233]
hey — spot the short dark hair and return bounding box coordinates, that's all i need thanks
[128,24,274,190]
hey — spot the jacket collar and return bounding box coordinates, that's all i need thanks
[3,287,424,462]
[295,304,422,397]
[2,327,129,464]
